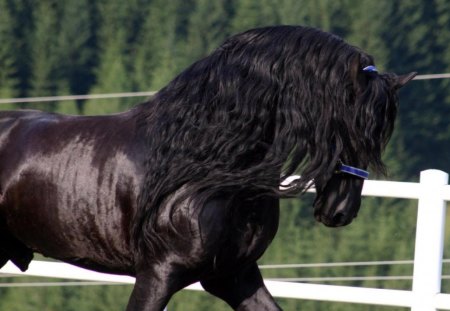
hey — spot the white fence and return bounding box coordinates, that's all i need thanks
[1,169,450,310]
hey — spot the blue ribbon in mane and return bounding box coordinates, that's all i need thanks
[363,65,378,73]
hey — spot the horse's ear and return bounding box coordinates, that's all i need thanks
[394,72,417,89]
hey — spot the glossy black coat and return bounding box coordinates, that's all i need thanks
[0,25,415,311]
[0,109,281,310]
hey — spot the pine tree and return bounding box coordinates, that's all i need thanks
[132,0,180,92]
[345,0,391,65]
[0,0,34,104]
[184,0,232,62]
[382,1,450,176]
[434,0,450,166]
[230,0,281,34]
[276,0,353,35]
[85,0,137,114]
[0,0,19,99]
[56,0,97,114]
[28,0,60,111]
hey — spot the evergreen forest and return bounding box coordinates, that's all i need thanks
[0,0,450,310]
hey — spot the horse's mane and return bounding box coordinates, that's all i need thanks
[133,25,399,256]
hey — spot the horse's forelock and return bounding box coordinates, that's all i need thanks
[353,73,399,174]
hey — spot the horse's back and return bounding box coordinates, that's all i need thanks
[0,109,47,138]
[0,109,64,184]
[0,109,55,125]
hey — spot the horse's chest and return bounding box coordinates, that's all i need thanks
[230,202,279,259]
[200,197,280,270]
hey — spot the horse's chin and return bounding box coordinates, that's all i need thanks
[314,211,356,227]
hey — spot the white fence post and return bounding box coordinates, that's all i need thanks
[411,169,449,311]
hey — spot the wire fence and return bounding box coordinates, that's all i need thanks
[0,75,449,296]
[259,260,416,269]
[0,91,156,105]
[2,258,450,287]
[0,73,448,105]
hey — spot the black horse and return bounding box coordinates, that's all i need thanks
[0,26,415,310]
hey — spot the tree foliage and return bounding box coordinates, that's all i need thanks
[0,1,449,310]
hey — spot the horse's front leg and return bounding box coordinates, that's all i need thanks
[201,262,282,311]
[126,264,186,311]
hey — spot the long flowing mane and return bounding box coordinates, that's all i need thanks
[133,25,399,256]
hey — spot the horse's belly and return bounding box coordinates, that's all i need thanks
[1,170,135,274]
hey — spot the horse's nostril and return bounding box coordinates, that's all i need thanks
[333,212,346,224]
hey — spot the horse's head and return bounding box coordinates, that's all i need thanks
[312,164,367,227]
[311,70,417,227]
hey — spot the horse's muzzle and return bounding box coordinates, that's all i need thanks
[314,207,356,227]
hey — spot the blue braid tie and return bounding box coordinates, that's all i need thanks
[362,65,378,73]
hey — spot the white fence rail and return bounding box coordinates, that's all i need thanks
[1,169,450,310]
